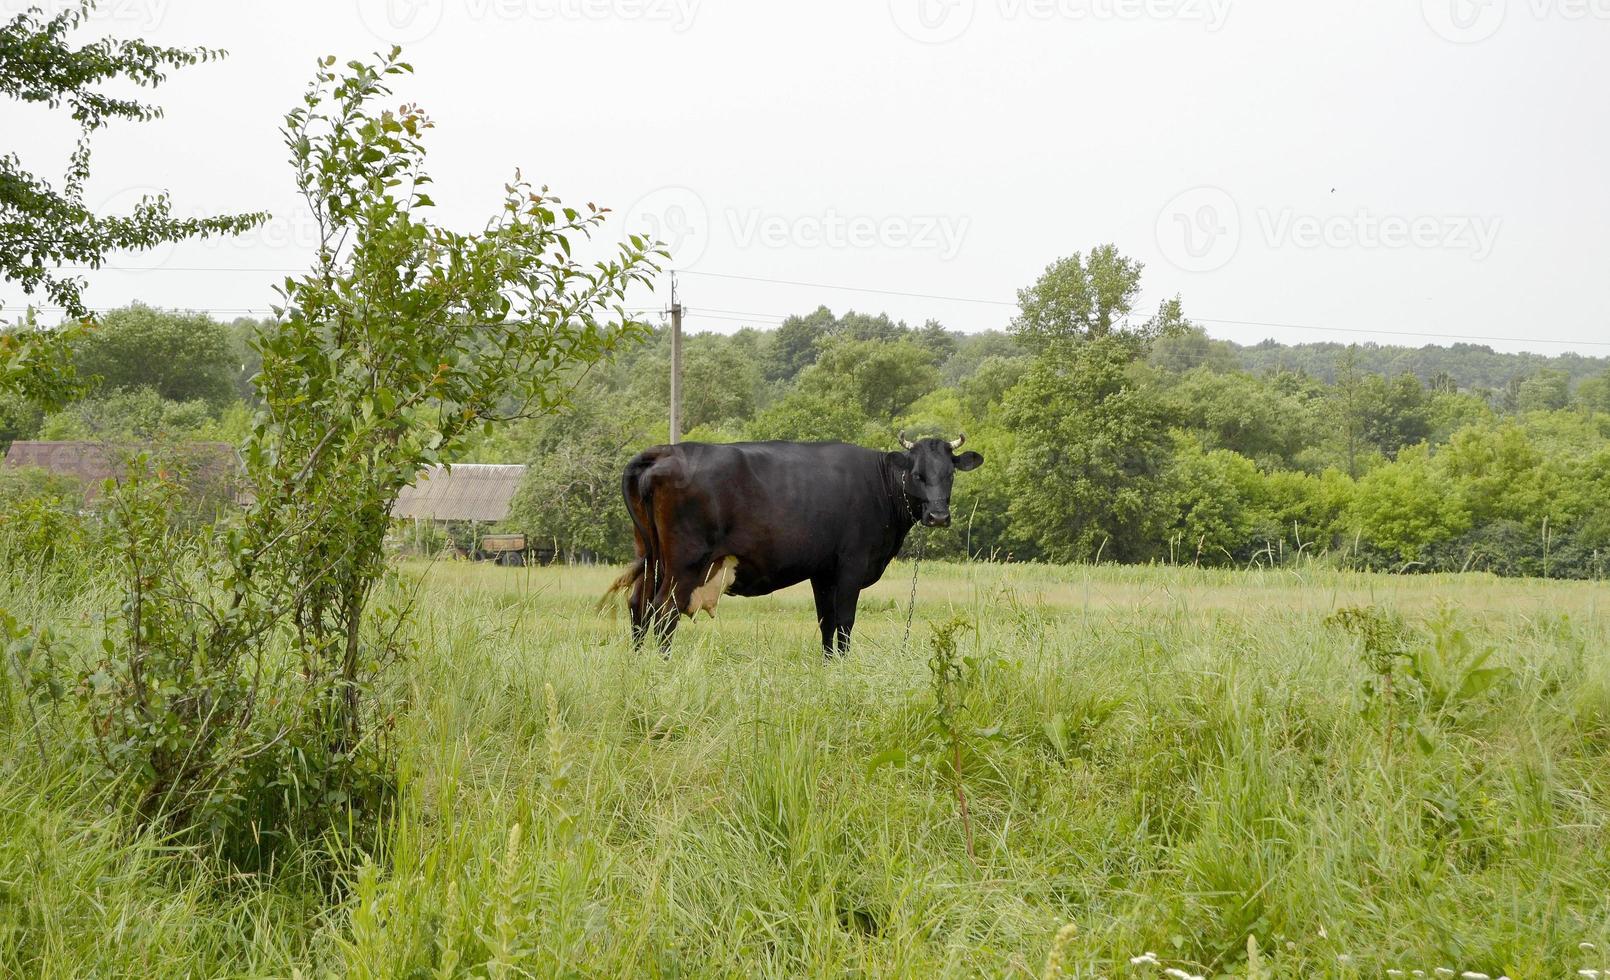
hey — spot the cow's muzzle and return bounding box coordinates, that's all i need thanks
[922,510,951,528]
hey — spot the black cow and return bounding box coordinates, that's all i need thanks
[601,434,983,655]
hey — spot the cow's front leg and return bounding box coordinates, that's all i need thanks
[828,576,862,657]
[809,575,838,656]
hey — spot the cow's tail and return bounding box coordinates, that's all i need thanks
[597,451,660,613]
[596,557,645,613]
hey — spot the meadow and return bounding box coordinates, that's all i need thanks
[5,558,1610,978]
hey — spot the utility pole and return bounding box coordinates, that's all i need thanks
[668,272,683,445]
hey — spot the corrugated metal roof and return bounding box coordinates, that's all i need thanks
[392,464,526,522]
[2,440,241,500]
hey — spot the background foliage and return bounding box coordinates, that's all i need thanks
[12,255,1610,576]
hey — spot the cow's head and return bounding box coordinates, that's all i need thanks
[889,432,984,528]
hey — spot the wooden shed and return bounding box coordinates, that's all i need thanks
[392,464,526,523]
[392,464,532,562]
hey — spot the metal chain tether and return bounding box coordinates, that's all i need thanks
[898,470,925,657]
[900,530,926,656]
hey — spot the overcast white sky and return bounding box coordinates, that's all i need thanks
[5,0,1608,353]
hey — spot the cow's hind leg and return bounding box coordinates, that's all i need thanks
[628,569,650,649]
[648,556,708,656]
[647,574,681,655]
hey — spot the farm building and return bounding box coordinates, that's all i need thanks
[2,440,243,505]
[392,464,533,562]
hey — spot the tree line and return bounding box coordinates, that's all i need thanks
[9,247,1610,579]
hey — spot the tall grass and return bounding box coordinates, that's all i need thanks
[5,560,1610,976]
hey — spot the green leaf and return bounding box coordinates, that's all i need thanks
[865,747,909,773]
[1455,665,1508,702]
[1414,724,1438,755]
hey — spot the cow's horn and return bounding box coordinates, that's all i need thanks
[949,433,966,451]
[898,431,915,450]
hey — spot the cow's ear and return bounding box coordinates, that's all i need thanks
[954,451,983,472]
[886,451,913,472]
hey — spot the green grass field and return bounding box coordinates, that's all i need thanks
[6,559,1610,977]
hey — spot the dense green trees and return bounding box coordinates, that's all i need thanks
[72,305,240,407]
[1010,244,1144,349]
[17,242,1610,580]
[1000,336,1172,563]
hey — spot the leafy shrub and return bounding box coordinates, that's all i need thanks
[1351,444,1469,564]
[0,465,88,570]
[1165,436,1262,564]
[71,49,658,875]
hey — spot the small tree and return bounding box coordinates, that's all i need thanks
[1001,335,1173,563]
[246,47,658,743]
[1351,444,1470,563]
[1009,244,1144,351]
[88,49,659,862]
